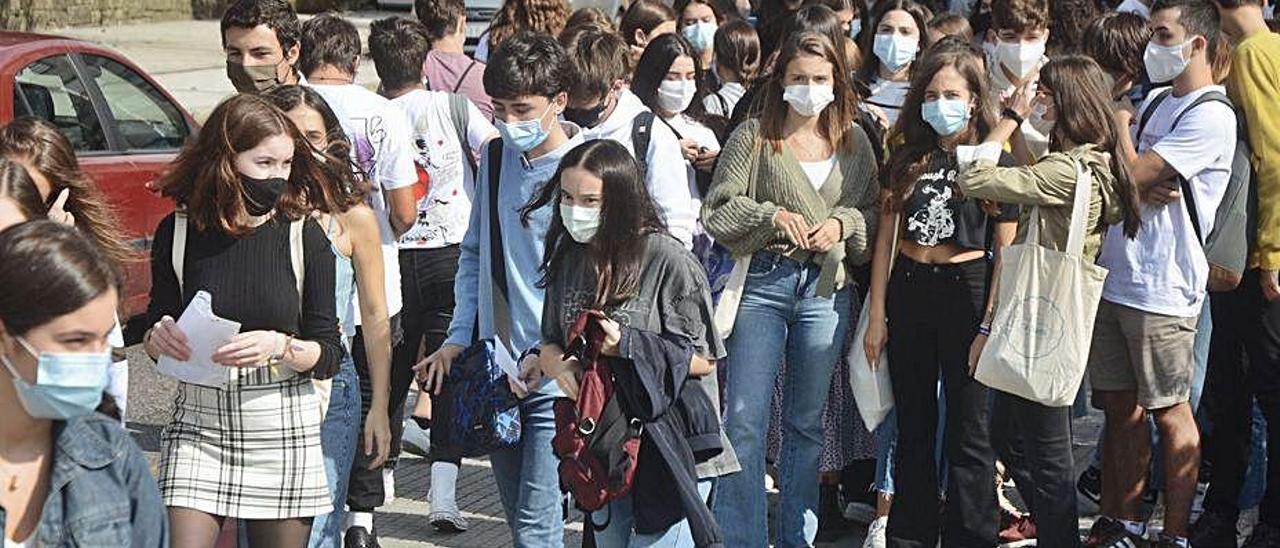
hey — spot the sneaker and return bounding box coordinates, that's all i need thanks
[999,510,1038,548]
[1086,517,1145,548]
[343,526,380,548]
[428,509,471,533]
[1190,510,1239,548]
[1243,522,1280,548]
[382,468,396,503]
[863,516,888,548]
[844,500,877,525]
[1079,466,1103,506]
[401,418,431,459]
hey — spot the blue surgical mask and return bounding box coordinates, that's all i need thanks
[1,336,109,420]
[496,103,554,152]
[873,33,919,73]
[560,204,601,243]
[921,99,971,136]
[682,21,717,52]
[849,19,863,40]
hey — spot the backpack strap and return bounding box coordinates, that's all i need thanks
[1136,88,1175,143]
[453,59,478,94]
[631,111,655,175]
[290,218,305,309]
[1168,91,1236,246]
[448,92,479,178]
[172,210,187,296]
[486,139,513,351]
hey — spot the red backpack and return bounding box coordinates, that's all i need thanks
[552,310,643,513]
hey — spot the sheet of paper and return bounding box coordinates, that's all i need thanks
[156,291,240,387]
[493,340,527,392]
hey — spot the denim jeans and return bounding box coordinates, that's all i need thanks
[591,480,714,547]
[714,252,853,548]
[308,353,362,547]
[490,391,565,547]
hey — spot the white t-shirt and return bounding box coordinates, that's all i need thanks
[1117,0,1152,19]
[866,78,911,127]
[799,157,836,191]
[390,90,497,249]
[1098,85,1237,317]
[703,82,746,118]
[309,84,418,320]
[664,114,721,222]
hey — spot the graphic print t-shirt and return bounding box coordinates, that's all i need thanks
[903,151,1020,250]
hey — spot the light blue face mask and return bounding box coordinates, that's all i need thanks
[873,33,919,73]
[496,103,554,152]
[849,19,863,40]
[921,98,971,136]
[682,21,717,52]
[1,336,109,420]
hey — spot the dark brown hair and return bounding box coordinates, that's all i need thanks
[0,220,121,336]
[414,0,466,42]
[990,0,1049,33]
[300,13,362,77]
[485,31,572,100]
[858,0,933,84]
[1152,0,1223,62]
[1039,55,1141,237]
[564,6,617,36]
[713,19,762,86]
[522,140,666,306]
[621,0,678,48]
[0,117,135,269]
[1083,12,1151,86]
[929,12,974,42]
[885,40,994,211]
[759,32,860,152]
[487,0,572,53]
[155,94,321,236]
[369,17,433,92]
[1048,0,1103,54]
[264,85,370,213]
[0,157,44,221]
[221,0,301,51]
[565,28,633,103]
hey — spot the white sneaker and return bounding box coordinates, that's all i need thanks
[401,418,431,458]
[864,516,888,548]
[383,467,396,503]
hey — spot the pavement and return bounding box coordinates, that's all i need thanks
[61,16,1214,548]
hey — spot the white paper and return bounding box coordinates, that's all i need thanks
[156,291,240,387]
[955,141,1004,170]
[493,340,527,392]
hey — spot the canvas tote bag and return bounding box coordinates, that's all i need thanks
[974,160,1108,407]
[712,140,762,338]
[846,215,899,431]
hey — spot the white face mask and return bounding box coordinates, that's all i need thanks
[657,79,698,114]
[783,84,836,117]
[1143,39,1194,84]
[994,38,1046,79]
[560,204,601,243]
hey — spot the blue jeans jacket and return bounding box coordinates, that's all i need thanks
[0,413,168,546]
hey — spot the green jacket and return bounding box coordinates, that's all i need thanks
[701,119,881,296]
[958,143,1124,261]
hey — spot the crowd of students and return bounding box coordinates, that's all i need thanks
[0,0,1278,547]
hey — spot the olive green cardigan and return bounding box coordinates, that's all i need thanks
[701,119,881,296]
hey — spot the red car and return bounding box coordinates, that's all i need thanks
[0,31,196,340]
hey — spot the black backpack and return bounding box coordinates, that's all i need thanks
[1136,89,1256,292]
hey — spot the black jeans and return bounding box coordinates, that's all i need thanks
[347,311,410,511]
[396,246,462,466]
[1203,269,1280,525]
[993,393,1079,548]
[885,256,998,548]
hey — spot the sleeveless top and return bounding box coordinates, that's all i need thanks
[328,215,357,345]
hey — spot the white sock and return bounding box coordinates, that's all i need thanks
[348,511,373,531]
[430,462,459,511]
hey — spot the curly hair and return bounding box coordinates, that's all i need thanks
[487,0,572,53]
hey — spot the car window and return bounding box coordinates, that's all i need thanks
[13,54,109,152]
[80,55,189,151]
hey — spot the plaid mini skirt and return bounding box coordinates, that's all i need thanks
[159,369,330,519]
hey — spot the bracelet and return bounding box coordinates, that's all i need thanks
[977,324,992,336]
[519,347,542,362]
[1001,108,1024,126]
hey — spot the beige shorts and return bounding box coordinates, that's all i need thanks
[1087,300,1199,410]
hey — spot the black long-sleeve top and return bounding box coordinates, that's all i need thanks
[146,212,342,380]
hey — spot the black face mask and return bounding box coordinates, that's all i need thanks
[239,174,287,216]
[563,95,611,129]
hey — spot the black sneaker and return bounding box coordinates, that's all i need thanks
[1243,522,1280,548]
[344,526,380,548]
[1085,517,1145,548]
[1190,510,1239,548]
[1079,466,1103,505]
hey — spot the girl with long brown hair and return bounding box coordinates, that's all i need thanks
[701,30,879,548]
[479,0,571,63]
[862,39,1013,548]
[1,117,139,423]
[957,54,1141,548]
[142,93,343,547]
